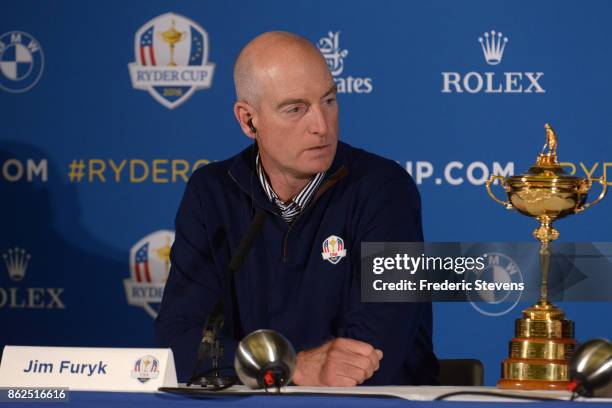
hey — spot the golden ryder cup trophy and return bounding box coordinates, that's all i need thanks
[158,20,185,67]
[485,123,608,390]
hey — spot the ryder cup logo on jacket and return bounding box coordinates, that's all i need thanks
[322,235,347,264]
[131,355,160,383]
[0,31,44,93]
[123,230,175,318]
[128,12,215,109]
[441,29,545,94]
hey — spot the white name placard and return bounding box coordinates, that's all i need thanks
[0,346,177,392]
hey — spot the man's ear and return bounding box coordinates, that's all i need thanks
[234,101,257,139]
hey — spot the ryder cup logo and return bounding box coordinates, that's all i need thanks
[0,31,44,93]
[467,252,523,317]
[128,12,215,109]
[322,235,347,265]
[123,230,174,318]
[441,29,545,94]
[131,355,160,383]
[317,31,372,94]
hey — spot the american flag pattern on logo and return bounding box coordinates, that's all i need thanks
[138,26,157,66]
[134,242,151,282]
[131,355,160,383]
[322,235,347,265]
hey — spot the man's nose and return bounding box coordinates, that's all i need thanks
[307,106,329,136]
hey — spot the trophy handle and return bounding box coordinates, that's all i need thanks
[486,175,513,209]
[577,177,608,212]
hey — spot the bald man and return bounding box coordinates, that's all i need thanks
[156,32,438,386]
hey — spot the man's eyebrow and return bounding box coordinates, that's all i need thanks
[276,85,338,110]
[277,98,309,110]
[321,84,338,98]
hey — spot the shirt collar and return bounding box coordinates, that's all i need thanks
[255,153,326,222]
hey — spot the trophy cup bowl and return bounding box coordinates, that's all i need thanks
[485,124,607,390]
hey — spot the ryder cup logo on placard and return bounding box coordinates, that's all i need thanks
[317,31,372,94]
[128,12,215,109]
[441,29,545,94]
[466,252,523,317]
[0,31,44,93]
[131,355,160,383]
[322,235,347,264]
[123,230,174,318]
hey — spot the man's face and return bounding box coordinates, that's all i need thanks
[253,49,339,179]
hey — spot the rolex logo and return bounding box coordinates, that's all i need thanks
[479,30,508,65]
[3,247,31,281]
[441,29,544,94]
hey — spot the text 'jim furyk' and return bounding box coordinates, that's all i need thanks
[23,359,107,376]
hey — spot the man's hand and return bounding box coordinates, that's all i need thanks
[292,338,383,386]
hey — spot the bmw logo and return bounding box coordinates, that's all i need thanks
[0,31,44,93]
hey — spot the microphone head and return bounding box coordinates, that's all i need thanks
[234,329,296,390]
[569,338,612,398]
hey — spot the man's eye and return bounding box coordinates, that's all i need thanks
[325,97,337,105]
[286,106,304,114]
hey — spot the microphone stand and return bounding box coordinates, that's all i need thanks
[186,299,235,388]
[186,208,268,389]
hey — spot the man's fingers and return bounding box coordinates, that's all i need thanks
[370,349,383,371]
[333,338,376,358]
[328,349,375,379]
[326,375,358,387]
[331,338,383,375]
[366,349,381,374]
[324,358,368,384]
[297,338,384,387]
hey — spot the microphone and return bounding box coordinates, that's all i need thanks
[198,300,224,360]
[187,208,268,388]
[229,208,267,274]
[187,300,230,388]
[569,338,612,398]
[234,329,296,391]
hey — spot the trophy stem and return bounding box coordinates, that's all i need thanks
[539,241,551,305]
[169,45,176,67]
[533,215,558,305]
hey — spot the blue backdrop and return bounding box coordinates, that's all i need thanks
[2,0,611,386]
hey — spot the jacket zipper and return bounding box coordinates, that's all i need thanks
[228,166,349,263]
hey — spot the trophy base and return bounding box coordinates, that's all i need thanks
[497,379,570,391]
[497,302,575,391]
[501,357,569,381]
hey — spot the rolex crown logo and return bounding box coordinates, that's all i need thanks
[478,30,508,65]
[3,247,31,281]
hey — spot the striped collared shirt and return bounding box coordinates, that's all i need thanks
[256,153,325,223]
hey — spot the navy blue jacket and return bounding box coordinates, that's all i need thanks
[156,141,438,385]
